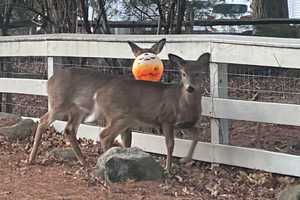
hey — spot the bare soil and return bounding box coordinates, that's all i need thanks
[1,119,300,200]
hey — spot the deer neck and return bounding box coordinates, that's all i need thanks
[176,85,200,125]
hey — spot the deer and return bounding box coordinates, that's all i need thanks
[28,38,166,166]
[89,52,210,171]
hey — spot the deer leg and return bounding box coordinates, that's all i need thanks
[64,108,86,166]
[28,112,55,164]
[121,129,132,148]
[180,127,200,164]
[100,119,130,152]
[162,123,174,172]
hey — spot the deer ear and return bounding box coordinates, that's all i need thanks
[128,41,143,57]
[197,53,210,66]
[150,38,166,54]
[168,53,186,68]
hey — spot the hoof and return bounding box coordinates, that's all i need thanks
[26,158,35,165]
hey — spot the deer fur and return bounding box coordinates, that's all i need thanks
[28,39,166,166]
[92,53,210,170]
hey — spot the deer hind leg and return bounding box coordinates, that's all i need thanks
[100,118,130,152]
[120,129,132,148]
[28,112,56,164]
[162,123,174,172]
[180,127,200,164]
[63,106,86,166]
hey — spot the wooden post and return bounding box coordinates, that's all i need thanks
[3,58,12,113]
[47,57,54,110]
[209,62,229,165]
[0,60,3,112]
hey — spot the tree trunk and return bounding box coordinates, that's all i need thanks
[1,0,17,36]
[80,0,92,33]
[165,0,176,34]
[251,0,288,18]
[98,0,111,34]
[251,0,297,37]
[174,0,186,34]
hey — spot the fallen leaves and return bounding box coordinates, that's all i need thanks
[0,122,299,200]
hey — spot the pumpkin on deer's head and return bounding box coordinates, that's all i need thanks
[128,39,166,82]
[132,53,164,81]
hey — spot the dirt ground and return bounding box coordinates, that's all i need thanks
[1,118,300,200]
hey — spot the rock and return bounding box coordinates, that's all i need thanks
[48,147,77,162]
[278,184,300,200]
[0,118,35,141]
[0,112,21,127]
[95,147,163,183]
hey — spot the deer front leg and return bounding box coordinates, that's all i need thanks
[162,124,174,172]
[64,108,86,166]
[180,127,200,164]
[121,129,132,148]
[64,126,86,166]
[100,118,130,152]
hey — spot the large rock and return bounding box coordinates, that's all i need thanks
[278,184,300,200]
[0,112,21,127]
[95,147,163,183]
[0,118,35,141]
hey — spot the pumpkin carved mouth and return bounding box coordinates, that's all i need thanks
[138,71,162,81]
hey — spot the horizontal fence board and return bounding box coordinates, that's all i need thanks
[202,97,300,126]
[132,132,300,177]
[45,40,211,60]
[0,78,47,96]
[0,40,48,57]
[27,118,300,177]
[213,143,300,176]
[212,43,300,68]
[1,34,300,68]
[1,34,300,48]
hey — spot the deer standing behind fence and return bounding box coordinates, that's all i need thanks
[28,38,208,171]
[89,52,210,170]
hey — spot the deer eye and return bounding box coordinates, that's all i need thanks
[193,73,201,78]
[182,73,186,77]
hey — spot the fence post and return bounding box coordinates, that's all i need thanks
[47,57,54,110]
[0,60,3,112]
[210,62,229,164]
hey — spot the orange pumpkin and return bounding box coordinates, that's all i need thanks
[132,53,164,82]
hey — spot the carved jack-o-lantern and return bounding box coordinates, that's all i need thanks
[132,53,164,82]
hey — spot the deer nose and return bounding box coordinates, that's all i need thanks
[186,86,195,93]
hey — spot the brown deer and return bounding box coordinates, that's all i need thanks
[91,53,210,170]
[28,38,166,166]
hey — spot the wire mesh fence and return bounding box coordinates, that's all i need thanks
[226,65,300,104]
[1,57,300,150]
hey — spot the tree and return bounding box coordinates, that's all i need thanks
[0,0,18,36]
[154,0,187,34]
[251,0,298,37]
[251,0,288,18]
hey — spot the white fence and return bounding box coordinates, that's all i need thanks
[1,34,300,177]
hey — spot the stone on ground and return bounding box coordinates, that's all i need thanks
[48,147,77,162]
[0,112,21,127]
[0,118,35,141]
[95,147,163,183]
